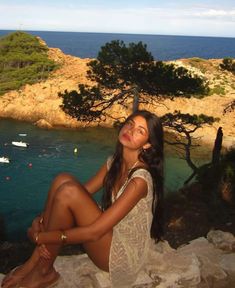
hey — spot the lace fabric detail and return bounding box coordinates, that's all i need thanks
[106,157,154,287]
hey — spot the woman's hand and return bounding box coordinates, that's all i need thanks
[27,228,50,259]
[29,214,45,235]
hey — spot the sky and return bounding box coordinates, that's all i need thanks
[0,0,235,37]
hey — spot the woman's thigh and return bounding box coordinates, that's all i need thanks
[57,180,112,272]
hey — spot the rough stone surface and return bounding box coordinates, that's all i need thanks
[34,119,53,129]
[207,229,235,251]
[0,230,234,287]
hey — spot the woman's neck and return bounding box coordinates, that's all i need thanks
[122,148,139,170]
[122,147,148,172]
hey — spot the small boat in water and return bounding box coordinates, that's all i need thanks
[19,133,27,137]
[0,157,10,163]
[12,141,29,148]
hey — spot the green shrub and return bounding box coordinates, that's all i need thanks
[0,31,58,95]
[220,58,235,74]
[208,85,226,96]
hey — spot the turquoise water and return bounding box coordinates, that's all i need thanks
[0,119,209,240]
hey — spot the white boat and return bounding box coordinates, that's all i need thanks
[12,141,29,148]
[0,157,10,163]
[19,133,27,137]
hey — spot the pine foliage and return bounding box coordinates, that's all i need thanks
[0,31,58,95]
[60,40,209,121]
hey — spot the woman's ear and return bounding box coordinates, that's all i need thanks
[143,142,151,150]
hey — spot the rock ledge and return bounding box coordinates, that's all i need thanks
[0,230,234,287]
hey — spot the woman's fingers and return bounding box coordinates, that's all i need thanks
[31,216,41,233]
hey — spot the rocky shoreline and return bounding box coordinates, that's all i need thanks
[0,43,234,149]
[1,230,235,287]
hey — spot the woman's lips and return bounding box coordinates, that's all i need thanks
[122,133,131,141]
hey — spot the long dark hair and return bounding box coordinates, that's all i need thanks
[102,110,164,241]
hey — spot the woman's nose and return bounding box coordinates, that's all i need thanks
[127,127,135,135]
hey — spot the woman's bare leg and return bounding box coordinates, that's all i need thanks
[1,173,78,288]
[42,173,79,227]
[16,180,112,288]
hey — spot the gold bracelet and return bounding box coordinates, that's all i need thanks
[60,230,67,245]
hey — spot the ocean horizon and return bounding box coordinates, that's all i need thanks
[1,29,235,60]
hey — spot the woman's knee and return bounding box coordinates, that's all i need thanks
[52,173,83,193]
[53,172,76,185]
[55,181,85,204]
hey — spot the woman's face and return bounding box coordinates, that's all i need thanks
[119,115,150,150]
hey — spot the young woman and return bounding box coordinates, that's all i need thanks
[2,110,164,288]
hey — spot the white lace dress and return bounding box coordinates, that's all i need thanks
[107,159,154,287]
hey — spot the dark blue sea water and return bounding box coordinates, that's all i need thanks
[0,119,210,241]
[0,30,235,60]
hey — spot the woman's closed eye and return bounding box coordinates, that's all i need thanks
[136,128,145,135]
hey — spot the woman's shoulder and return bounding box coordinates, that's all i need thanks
[130,168,153,196]
[131,168,153,185]
[131,168,151,178]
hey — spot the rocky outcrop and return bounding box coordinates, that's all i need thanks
[0,44,234,148]
[34,119,53,129]
[0,230,234,287]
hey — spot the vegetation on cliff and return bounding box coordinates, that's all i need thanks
[220,57,235,74]
[60,40,209,122]
[0,31,58,95]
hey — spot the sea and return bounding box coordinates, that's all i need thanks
[0,30,228,241]
[0,30,235,60]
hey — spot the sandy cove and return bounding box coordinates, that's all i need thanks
[0,45,234,149]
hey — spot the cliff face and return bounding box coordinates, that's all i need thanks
[0,46,234,147]
[0,47,92,128]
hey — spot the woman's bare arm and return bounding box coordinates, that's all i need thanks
[83,162,108,194]
[36,177,148,244]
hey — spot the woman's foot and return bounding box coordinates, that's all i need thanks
[17,267,60,288]
[1,249,40,288]
[1,263,35,288]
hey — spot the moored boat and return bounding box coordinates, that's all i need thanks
[12,141,29,148]
[19,133,27,137]
[0,157,10,163]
